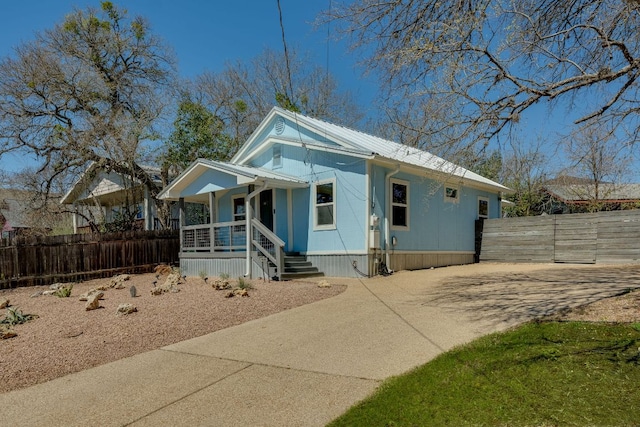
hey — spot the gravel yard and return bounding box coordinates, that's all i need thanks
[1,263,639,395]
[0,272,345,393]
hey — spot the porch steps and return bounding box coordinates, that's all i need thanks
[280,254,324,280]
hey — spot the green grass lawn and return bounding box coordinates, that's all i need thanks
[329,321,640,426]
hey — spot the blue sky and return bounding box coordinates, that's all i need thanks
[0,1,636,181]
[0,0,377,173]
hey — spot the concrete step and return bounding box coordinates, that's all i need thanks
[280,271,325,280]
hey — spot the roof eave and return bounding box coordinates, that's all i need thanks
[371,156,512,194]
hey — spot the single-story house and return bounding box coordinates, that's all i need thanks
[543,183,640,214]
[158,106,511,279]
[61,163,179,233]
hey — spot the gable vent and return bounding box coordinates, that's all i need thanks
[274,117,285,135]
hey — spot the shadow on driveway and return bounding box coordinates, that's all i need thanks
[419,265,640,326]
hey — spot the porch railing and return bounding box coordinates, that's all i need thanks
[181,221,246,252]
[180,219,285,280]
[251,218,285,280]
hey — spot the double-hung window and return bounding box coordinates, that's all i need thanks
[232,195,246,222]
[272,145,282,169]
[391,179,409,229]
[478,197,489,219]
[313,179,336,229]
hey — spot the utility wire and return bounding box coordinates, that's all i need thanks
[276,0,295,106]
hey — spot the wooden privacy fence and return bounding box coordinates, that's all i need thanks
[479,210,640,264]
[0,230,179,289]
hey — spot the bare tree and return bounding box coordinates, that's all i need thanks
[558,125,632,211]
[501,138,553,216]
[0,2,176,229]
[328,1,640,155]
[189,47,364,154]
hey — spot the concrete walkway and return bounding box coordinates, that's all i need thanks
[3,263,640,426]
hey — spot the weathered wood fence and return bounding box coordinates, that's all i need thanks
[479,210,640,264]
[0,230,179,289]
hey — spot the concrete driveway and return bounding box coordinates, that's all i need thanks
[2,263,640,426]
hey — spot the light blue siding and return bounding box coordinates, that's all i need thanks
[182,170,238,197]
[216,187,246,222]
[255,144,367,254]
[251,146,367,253]
[370,164,501,253]
[240,117,342,162]
[276,117,340,146]
[275,188,288,244]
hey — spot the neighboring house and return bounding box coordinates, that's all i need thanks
[61,163,179,233]
[158,107,510,279]
[0,189,70,239]
[543,183,640,214]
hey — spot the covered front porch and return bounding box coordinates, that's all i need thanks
[158,159,320,280]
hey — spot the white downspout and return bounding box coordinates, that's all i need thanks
[385,165,400,269]
[245,182,268,277]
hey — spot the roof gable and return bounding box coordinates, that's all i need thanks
[233,107,509,193]
[158,159,307,202]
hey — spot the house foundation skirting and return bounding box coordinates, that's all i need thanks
[179,252,269,280]
[385,251,475,272]
[305,254,370,278]
[180,250,475,280]
[306,251,474,278]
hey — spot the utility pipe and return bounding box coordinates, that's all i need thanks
[384,165,401,269]
[245,181,268,277]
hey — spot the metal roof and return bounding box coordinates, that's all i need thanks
[269,107,510,192]
[545,183,640,202]
[157,159,307,201]
[200,159,308,185]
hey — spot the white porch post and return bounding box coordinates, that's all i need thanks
[287,188,293,252]
[208,192,216,224]
[245,182,268,277]
[72,203,79,234]
[178,198,185,252]
[144,187,152,230]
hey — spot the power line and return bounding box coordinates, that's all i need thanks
[276,0,295,106]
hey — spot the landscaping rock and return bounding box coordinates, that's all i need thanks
[30,291,43,298]
[0,298,9,309]
[164,272,181,288]
[78,289,105,302]
[0,326,16,340]
[154,264,173,275]
[150,276,180,296]
[116,303,137,316]
[85,292,104,311]
[317,280,331,288]
[213,279,231,290]
[234,289,249,297]
[42,290,56,296]
[224,291,235,298]
[109,274,130,289]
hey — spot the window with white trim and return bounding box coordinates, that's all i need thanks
[232,195,246,222]
[272,145,282,169]
[313,179,336,229]
[391,179,409,229]
[478,196,489,219]
[444,185,459,203]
